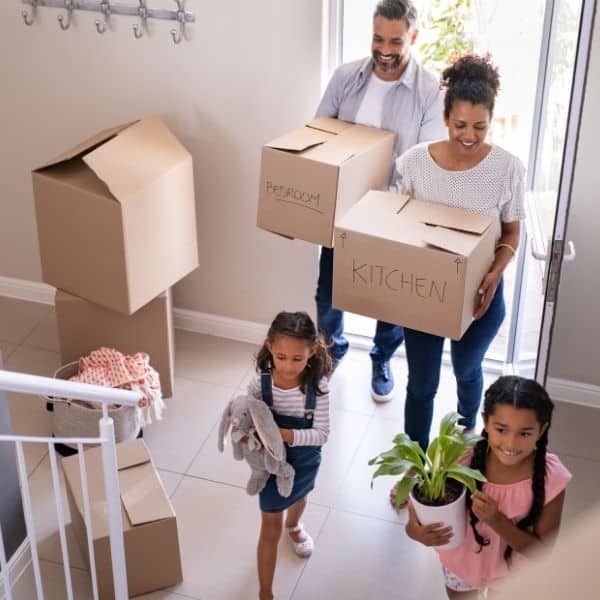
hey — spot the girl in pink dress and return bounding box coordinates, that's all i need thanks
[406,375,572,598]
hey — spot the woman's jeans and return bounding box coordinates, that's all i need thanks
[315,247,404,362]
[403,279,506,450]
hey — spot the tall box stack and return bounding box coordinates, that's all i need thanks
[257,118,394,247]
[32,116,199,398]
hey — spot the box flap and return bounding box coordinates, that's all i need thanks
[120,463,174,526]
[306,117,354,135]
[265,126,332,152]
[37,122,134,170]
[116,439,151,471]
[337,191,410,235]
[416,203,493,235]
[422,224,479,256]
[83,115,190,201]
[303,143,354,165]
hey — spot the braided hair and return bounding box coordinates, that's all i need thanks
[467,376,554,564]
[255,311,332,396]
[441,53,501,120]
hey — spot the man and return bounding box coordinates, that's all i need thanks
[315,0,446,402]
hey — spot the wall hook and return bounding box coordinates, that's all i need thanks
[170,0,186,44]
[95,1,111,34]
[133,0,148,39]
[57,0,74,31]
[22,0,39,26]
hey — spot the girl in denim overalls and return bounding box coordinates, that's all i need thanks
[248,311,332,600]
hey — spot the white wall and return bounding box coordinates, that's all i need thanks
[547,3,600,388]
[0,1,322,325]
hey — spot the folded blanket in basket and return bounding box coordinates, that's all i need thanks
[69,347,165,427]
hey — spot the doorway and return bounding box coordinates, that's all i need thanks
[330,0,586,377]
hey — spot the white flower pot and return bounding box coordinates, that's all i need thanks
[410,485,467,550]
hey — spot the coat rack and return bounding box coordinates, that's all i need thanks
[21,0,195,44]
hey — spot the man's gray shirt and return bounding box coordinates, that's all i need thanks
[316,56,446,182]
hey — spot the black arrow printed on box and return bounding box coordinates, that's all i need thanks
[454,258,462,275]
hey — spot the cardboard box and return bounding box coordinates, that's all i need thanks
[33,116,199,315]
[332,191,498,340]
[55,289,175,398]
[62,439,183,599]
[257,117,394,247]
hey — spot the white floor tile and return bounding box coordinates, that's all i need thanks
[26,453,87,570]
[0,297,52,346]
[174,331,257,389]
[7,558,93,600]
[1,340,17,362]
[307,408,372,507]
[334,415,408,522]
[3,346,61,472]
[291,509,446,600]
[169,475,329,600]
[158,468,185,498]
[143,376,236,473]
[22,307,60,353]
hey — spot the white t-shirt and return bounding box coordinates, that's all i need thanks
[395,143,526,223]
[354,73,397,129]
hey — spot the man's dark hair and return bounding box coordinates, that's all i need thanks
[373,0,418,29]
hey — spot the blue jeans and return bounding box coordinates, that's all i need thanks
[403,279,506,450]
[315,247,404,362]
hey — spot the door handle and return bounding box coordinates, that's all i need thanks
[530,239,576,262]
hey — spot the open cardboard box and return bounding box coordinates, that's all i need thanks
[62,439,183,598]
[33,116,199,315]
[332,191,499,340]
[257,117,394,247]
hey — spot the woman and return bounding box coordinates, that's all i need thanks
[395,54,524,453]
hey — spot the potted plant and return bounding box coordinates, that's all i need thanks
[369,412,485,549]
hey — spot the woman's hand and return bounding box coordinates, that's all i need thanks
[405,503,453,547]
[471,491,503,527]
[278,428,294,444]
[473,270,501,320]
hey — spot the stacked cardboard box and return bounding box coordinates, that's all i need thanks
[257,117,394,247]
[32,115,199,398]
[62,439,183,598]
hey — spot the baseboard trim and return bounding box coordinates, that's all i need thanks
[4,278,598,397]
[0,276,54,305]
[0,276,268,345]
[547,377,600,409]
[173,307,268,345]
[0,538,31,600]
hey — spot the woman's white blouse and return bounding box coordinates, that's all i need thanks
[394,143,526,223]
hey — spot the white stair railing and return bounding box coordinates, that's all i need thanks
[0,369,143,600]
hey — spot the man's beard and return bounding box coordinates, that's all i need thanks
[372,50,402,73]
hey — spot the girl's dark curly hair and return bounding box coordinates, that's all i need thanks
[441,53,501,119]
[467,376,554,565]
[255,311,332,395]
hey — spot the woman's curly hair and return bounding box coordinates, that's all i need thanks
[441,53,501,119]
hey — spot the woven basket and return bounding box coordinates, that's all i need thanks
[43,361,140,450]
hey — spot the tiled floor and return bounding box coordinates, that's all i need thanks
[1,297,599,599]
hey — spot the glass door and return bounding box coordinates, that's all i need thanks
[523,0,595,383]
[334,0,590,375]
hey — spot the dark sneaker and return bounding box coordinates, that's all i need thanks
[371,359,395,402]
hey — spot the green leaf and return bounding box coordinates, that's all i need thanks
[447,465,487,482]
[371,459,414,481]
[393,475,418,505]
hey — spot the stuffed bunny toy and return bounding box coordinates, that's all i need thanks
[218,394,295,497]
